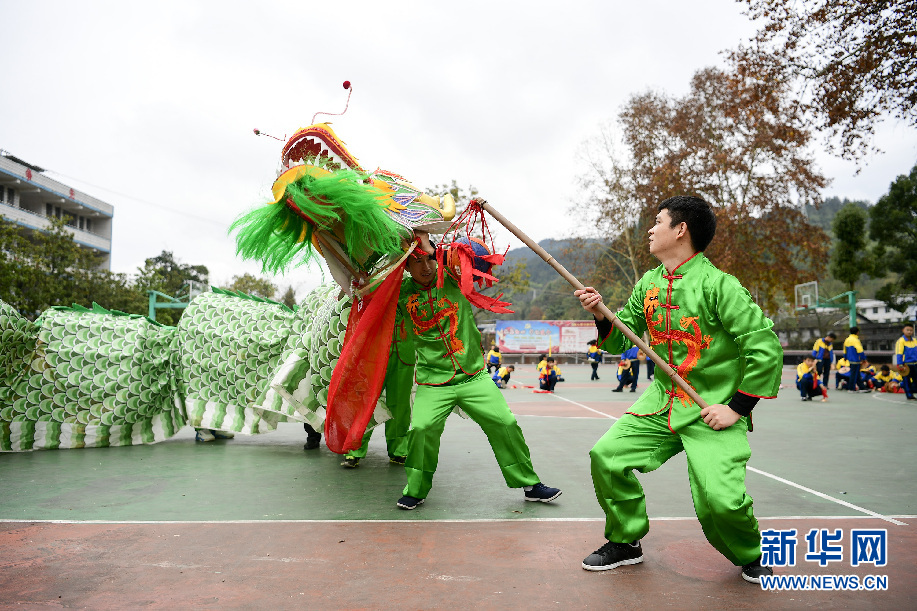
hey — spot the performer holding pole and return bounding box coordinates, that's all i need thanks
[481,196,782,584]
[478,199,706,408]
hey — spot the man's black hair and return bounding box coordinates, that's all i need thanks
[904,323,914,329]
[850,326,859,334]
[658,195,717,252]
[826,332,837,339]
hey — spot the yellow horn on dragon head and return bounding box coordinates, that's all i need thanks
[416,192,456,222]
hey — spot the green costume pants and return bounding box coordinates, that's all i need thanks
[403,371,540,499]
[346,356,414,460]
[590,412,761,566]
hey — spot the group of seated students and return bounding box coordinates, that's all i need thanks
[491,344,643,395]
[832,357,904,392]
[488,350,565,392]
[798,356,904,399]
[874,365,906,392]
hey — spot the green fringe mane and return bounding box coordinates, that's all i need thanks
[231,168,407,275]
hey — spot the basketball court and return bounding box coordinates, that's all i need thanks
[2,364,914,609]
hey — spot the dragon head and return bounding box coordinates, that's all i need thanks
[269,123,455,234]
[280,122,363,174]
[235,121,457,294]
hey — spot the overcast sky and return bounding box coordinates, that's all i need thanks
[2,0,915,298]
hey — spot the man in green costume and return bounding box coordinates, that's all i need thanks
[340,313,415,467]
[575,196,782,584]
[395,232,561,509]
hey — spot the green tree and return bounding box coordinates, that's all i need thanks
[870,161,917,314]
[0,216,35,314]
[280,285,297,309]
[135,251,209,325]
[69,268,146,315]
[226,273,277,299]
[0,216,143,319]
[829,203,871,292]
[527,304,545,320]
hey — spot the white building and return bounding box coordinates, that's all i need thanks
[856,297,916,324]
[0,151,113,269]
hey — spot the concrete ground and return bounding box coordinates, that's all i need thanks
[1,364,915,609]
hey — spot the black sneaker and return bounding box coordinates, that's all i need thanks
[612,388,623,393]
[741,556,772,584]
[524,483,562,503]
[389,455,406,465]
[582,540,643,571]
[396,495,424,510]
[340,457,360,468]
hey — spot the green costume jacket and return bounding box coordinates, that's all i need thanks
[398,276,484,386]
[597,253,782,429]
[391,306,416,367]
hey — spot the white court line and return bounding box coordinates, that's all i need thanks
[545,393,619,420]
[870,393,911,405]
[533,396,905,526]
[747,466,907,526]
[0,516,913,525]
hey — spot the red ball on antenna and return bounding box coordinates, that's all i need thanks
[253,128,261,135]
[343,80,351,89]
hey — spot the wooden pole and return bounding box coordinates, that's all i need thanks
[314,230,362,281]
[479,200,708,409]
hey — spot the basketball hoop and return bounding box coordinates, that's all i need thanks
[794,281,818,313]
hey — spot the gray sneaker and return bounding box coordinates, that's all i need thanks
[582,540,643,571]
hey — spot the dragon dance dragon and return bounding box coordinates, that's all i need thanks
[1,100,508,452]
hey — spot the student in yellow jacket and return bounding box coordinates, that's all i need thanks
[796,357,827,402]
[486,345,502,374]
[843,328,869,392]
[894,323,917,400]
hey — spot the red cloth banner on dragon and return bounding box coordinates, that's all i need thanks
[324,261,406,453]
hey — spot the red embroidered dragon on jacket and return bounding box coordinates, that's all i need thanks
[643,285,712,405]
[406,293,464,358]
